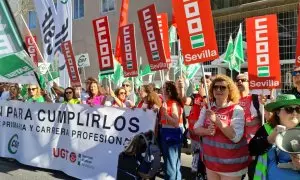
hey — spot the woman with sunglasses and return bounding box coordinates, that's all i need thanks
[86,81,106,106]
[111,87,134,108]
[63,87,80,104]
[159,81,184,180]
[249,94,300,180]
[26,84,45,103]
[193,74,249,180]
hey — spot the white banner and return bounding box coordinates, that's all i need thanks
[33,0,57,63]
[56,0,72,87]
[0,101,156,179]
[75,53,90,68]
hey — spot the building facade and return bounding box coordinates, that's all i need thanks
[13,0,300,92]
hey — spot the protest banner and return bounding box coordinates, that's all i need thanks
[92,16,115,75]
[157,13,171,63]
[172,0,219,65]
[120,24,138,77]
[295,3,300,66]
[25,35,38,65]
[246,14,281,89]
[75,53,90,68]
[138,4,168,71]
[0,100,156,179]
[61,40,81,87]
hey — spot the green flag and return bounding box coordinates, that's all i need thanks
[223,34,234,70]
[140,64,153,76]
[169,25,177,47]
[233,23,244,64]
[186,64,201,79]
[0,0,34,79]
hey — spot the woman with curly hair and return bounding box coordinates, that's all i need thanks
[110,87,134,108]
[137,84,162,111]
[86,81,106,106]
[159,81,184,180]
[193,74,250,180]
[8,84,22,101]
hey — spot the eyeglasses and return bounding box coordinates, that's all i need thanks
[291,71,300,76]
[236,79,248,83]
[28,88,37,91]
[281,106,300,114]
[65,91,73,94]
[122,84,130,87]
[213,85,227,92]
[119,92,126,95]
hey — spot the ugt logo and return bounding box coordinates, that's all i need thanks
[8,134,19,154]
[53,148,77,163]
[183,0,205,49]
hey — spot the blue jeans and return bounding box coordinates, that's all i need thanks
[160,128,182,180]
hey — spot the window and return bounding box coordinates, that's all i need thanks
[28,11,37,29]
[101,0,115,13]
[74,0,84,19]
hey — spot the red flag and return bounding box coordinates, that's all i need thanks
[246,14,281,89]
[172,0,219,65]
[25,35,38,65]
[138,4,168,71]
[120,24,138,77]
[171,9,177,28]
[295,3,300,66]
[92,16,115,75]
[61,41,82,87]
[115,0,129,64]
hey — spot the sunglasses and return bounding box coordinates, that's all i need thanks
[122,84,130,87]
[281,106,300,114]
[291,71,300,76]
[65,91,73,94]
[28,88,37,91]
[236,79,248,82]
[213,85,227,92]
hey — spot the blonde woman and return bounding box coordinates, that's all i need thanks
[193,74,250,180]
[26,84,45,103]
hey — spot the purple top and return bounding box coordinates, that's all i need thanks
[86,95,106,106]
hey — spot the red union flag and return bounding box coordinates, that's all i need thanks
[295,3,300,66]
[61,41,81,87]
[92,16,114,75]
[120,24,138,77]
[172,0,219,65]
[25,35,38,65]
[138,4,168,71]
[246,14,281,89]
[115,0,130,64]
[157,13,171,63]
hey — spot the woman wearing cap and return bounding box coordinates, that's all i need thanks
[249,94,300,180]
[193,74,249,180]
[86,81,106,106]
[63,87,81,104]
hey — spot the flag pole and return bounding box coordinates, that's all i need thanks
[261,89,265,126]
[20,15,55,85]
[200,63,211,110]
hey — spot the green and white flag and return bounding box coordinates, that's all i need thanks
[232,23,244,72]
[0,0,35,83]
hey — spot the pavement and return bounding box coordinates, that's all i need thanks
[0,153,194,180]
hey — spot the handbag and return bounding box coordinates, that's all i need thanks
[160,127,183,145]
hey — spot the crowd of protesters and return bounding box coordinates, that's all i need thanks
[1,69,300,180]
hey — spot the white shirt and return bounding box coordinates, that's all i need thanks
[0,91,10,101]
[194,102,245,143]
